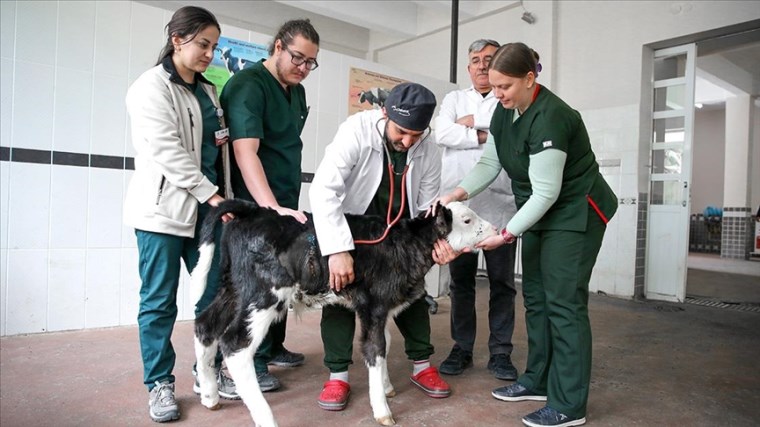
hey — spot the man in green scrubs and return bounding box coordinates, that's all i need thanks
[220,19,320,392]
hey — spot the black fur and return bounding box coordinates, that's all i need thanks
[194,198,453,365]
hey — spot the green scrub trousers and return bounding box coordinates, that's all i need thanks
[517,207,606,418]
[321,298,434,372]
[136,205,222,389]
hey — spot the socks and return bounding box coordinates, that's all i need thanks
[329,371,349,383]
[413,359,430,376]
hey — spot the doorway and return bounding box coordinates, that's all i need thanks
[687,31,760,306]
[644,21,760,304]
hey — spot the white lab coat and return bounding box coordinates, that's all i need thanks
[434,86,516,228]
[310,109,442,256]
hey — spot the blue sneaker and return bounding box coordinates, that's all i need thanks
[492,382,546,402]
[522,406,586,427]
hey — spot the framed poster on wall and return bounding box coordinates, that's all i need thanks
[348,67,407,116]
[204,36,269,94]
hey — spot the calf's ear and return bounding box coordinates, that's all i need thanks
[434,204,452,237]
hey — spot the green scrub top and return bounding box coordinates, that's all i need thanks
[192,81,221,186]
[221,60,308,210]
[491,86,617,232]
[365,148,409,218]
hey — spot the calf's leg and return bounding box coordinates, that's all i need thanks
[359,312,394,426]
[223,307,281,427]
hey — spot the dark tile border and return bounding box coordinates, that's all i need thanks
[1,146,315,183]
[11,147,51,164]
[90,154,125,169]
[53,151,89,168]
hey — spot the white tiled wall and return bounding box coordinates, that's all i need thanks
[0,0,455,336]
[582,104,640,298]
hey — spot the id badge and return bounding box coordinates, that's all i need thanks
[214,128,229,146]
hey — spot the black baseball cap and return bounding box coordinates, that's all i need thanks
[385,82,436,132]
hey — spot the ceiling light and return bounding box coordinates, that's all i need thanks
[521,12,536,24]
[695,103,703,109]
[520,1,536,24]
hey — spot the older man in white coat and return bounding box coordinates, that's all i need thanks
[310,82,457,412]
[434,39,519,380]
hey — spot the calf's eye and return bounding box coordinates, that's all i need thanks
[463,218,471,224]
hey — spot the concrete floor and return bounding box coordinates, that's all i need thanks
[2,276,759,427]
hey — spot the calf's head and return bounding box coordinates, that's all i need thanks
[439,201,497,251]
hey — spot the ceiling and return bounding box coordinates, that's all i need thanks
[140,0,759,107]
[695,28,760,109]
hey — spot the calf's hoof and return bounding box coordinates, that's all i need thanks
[207,402,222,411]
[385,389,396,398]
[201,395,220,410]
[376,415,396,426]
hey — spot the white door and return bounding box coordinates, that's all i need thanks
[645,44,696,302]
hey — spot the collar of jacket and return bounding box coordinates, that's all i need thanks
[161,56,213,89]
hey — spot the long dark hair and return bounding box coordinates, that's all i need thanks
[267,19,320,56]
[489,42,540,78]
[156,6,220,65]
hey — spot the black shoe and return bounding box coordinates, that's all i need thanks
[256,371,281,392]
[487,353,518,380]
[439,345,473,375]
[522,406,586,427]
[492,382,546,402]
[268,348,305,368]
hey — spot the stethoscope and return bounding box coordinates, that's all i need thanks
[354,118,431,245]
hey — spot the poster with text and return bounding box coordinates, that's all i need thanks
[348,67,407,116]
[204,36,269,94]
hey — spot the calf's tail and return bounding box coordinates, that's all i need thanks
[190,199,259,305]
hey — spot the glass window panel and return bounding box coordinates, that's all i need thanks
[652,116,685,144]
[654,54,686,80]
[650,180,682,205]
[652,148,682,174]
[654,85,685,111]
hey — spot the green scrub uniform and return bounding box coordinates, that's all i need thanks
[491,86,617,418]
[221,59,309,373]
[321,148,435,373]
[137,73,223,389]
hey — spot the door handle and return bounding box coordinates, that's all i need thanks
[682,181,688,207]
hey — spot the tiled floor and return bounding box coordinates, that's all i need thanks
[2,277,759,426]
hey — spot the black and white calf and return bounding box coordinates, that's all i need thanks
[190,200,495,426]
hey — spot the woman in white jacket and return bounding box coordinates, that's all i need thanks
[123,6,232,423]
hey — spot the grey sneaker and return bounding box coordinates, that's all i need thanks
[268,348,305,368]
[257,371,281,392]
[192,366,240,400]
[148,380,179,423]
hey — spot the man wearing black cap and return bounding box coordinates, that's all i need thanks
[309,82,454,411]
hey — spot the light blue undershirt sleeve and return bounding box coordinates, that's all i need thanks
[458,133,502,198]
[506,148,567,236]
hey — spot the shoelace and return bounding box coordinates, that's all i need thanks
[155,383,176,406]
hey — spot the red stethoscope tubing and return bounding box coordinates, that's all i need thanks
[354,162,408,245]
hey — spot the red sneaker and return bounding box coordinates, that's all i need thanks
[410,367,451,398]
[317,379,351,411]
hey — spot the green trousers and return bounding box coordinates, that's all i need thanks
[136,206,222,389]
[253,314,288,373]
[517,208,606,418]
[321,297,434,372]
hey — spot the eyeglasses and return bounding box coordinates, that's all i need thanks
[284,46,319,71]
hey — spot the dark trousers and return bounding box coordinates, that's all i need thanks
[254,315,288,373]
[136,206,222,389]
[321,298,434,373]
[448,243,516,355]
[517,208,606,418]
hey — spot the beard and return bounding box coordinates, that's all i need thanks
[275,55,304,87]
